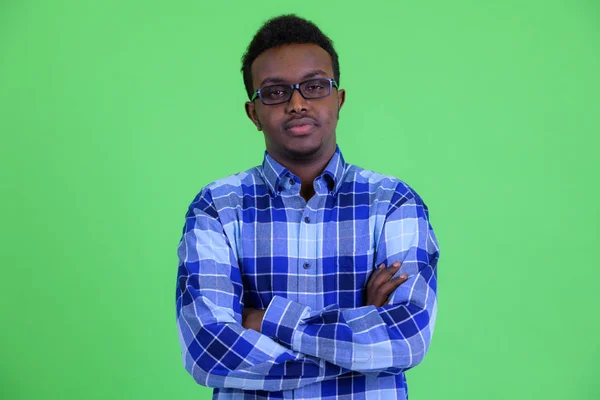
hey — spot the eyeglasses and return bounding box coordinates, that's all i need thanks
[251,78,339,106]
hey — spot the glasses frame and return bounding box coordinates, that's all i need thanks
[251,78,339,106]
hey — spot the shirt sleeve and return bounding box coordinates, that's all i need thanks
[261,187,439,376]
[176,189,350,391]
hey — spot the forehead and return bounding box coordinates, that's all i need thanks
[251,43,334,88]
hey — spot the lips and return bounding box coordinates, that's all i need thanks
[285,117,318,135]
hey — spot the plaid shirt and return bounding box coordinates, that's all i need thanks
[176,146,439,399]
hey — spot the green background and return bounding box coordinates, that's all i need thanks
[1,0,598,399]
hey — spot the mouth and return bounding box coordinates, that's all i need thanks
[285,118,318,135]
[288,124,315,134]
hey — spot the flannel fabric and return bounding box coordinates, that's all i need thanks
[176,146,439,399]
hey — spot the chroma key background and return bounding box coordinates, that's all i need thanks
[1,1,598,399]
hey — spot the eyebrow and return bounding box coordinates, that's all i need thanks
[259,70,329,87]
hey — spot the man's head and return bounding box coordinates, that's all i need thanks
[242,15,346,163]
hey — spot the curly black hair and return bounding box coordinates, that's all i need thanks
[241,14,340,100]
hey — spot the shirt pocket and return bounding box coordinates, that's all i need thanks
[326,245,375,308]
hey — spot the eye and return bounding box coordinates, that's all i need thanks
[267,90,285,98]
[262,86,290,100]
[306,84,324,91]
[302,79,329,96]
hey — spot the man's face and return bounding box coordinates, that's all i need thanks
[245,43,346,162]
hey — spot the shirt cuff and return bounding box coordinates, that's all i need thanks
[261,295,310,348]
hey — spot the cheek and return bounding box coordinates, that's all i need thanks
[258,109,283,129]
[321,106,340,128]
[326,97,341,118]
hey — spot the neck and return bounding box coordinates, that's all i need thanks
[272,146,336,201]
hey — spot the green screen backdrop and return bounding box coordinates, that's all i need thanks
[1,1,598,399]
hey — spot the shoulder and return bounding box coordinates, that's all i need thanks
[204,167,262,197]
[343,164,420,203]
[188,167,264,212]
[345,165,430,224]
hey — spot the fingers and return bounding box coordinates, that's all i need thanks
[389,263,402,278]
[365,262,408,307]
[367,262,400,290]
[380,274,408,296]
[367,263,385,288]
[370,262,402,288]
[373,273,408,308]
[386,262,401,277]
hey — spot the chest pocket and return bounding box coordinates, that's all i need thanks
[320,215,376,308]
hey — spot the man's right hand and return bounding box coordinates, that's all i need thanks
[365,262,408,307]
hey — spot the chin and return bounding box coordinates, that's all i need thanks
[284,142,323,159]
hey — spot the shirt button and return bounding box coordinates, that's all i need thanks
[304,216,311,223]
[289,178,295,185]
[303,262,310,269]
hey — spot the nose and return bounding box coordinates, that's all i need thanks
[286,86,308,113]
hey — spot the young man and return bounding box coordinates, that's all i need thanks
[176,14,440,400]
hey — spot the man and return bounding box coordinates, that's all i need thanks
[176,14,439,400]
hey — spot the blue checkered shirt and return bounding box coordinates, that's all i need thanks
[176,146,439,399]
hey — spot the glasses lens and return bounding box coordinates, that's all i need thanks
[261,85,291,104]
[300,79,331,99]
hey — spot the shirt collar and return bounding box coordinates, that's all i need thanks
[261,145,347,197]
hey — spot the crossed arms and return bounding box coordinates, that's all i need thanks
[176,187,439,391]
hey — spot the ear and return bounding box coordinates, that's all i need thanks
[337,88,346,112]
[245,101,262,131]
[335,89,346,119]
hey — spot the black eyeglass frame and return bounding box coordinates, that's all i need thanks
[250,78,339,105]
